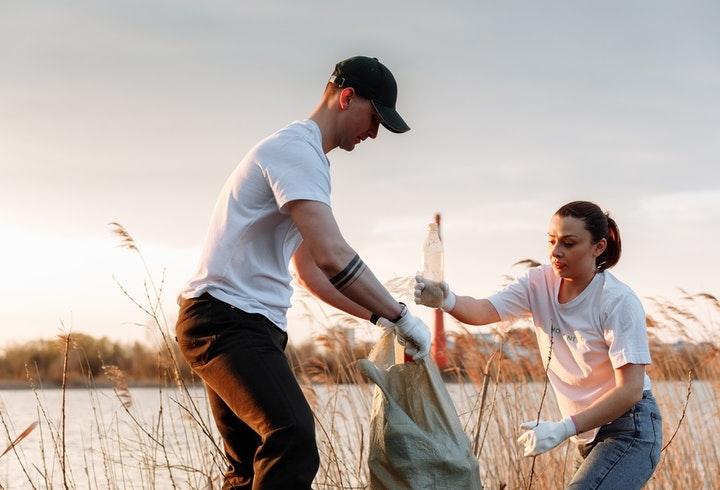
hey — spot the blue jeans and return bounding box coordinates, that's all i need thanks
[567,391,662,489]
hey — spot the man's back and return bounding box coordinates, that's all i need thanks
[180,119,331,329]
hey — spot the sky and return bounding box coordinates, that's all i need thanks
[2,1,719,347]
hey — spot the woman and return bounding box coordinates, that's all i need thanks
[414,201,662,488]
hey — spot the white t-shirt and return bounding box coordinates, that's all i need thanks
[179,119,331,330]
[488,265,652,443]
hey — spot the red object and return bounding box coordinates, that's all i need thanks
[433,307,449,369]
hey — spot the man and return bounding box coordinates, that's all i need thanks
[175,56,431,489]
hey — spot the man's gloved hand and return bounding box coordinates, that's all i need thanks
[393,307,431,360]
[414,274,456,312]
[517,417,577,457]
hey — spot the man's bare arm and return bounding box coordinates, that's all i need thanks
[287,200,402,320]
[292,242,372,321]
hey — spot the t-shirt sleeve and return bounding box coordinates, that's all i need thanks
[487,270,533,322]
[260,139,331,214]
[602,293,651,368]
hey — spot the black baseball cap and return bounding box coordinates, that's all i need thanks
[329,56,410,134]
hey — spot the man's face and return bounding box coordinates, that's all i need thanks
[338,93,381,152]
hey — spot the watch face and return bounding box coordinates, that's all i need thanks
[399,303,408,318]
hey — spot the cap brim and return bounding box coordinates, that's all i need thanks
[371,100,410,134]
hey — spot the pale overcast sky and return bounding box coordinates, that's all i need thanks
[2,1,719,345]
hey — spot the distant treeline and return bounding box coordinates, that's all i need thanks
[0,328,715,388]
[0,333,188,388]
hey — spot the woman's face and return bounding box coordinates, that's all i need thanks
[547,214,606,280]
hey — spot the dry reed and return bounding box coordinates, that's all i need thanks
[0,230,717,489]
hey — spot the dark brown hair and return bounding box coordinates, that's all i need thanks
[555,201,621,271]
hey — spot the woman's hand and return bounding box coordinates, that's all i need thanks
[517,417,577,457]
[414,274,456,311]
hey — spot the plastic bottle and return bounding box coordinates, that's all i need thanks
[422,222,444,282]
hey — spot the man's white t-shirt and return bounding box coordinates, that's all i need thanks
[179,120,331,330]
[488,265,652,443]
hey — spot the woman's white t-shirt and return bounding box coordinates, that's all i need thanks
[488,265,652,443]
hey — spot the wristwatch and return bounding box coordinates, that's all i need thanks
[370,302,406,325]
[390,302,407,323]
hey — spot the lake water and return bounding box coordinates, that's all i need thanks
[0,381,715,489]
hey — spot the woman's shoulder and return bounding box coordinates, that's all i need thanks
[600,271,644,312]
[517,263,554,286]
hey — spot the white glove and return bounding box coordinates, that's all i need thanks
[393,307,431,360]
[517,417,576,457]
[414,274,456,312]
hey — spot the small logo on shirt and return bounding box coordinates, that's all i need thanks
[550,325,583,345]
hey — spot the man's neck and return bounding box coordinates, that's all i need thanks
[309,106,337,154]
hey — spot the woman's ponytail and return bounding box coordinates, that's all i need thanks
[597,215,621,271]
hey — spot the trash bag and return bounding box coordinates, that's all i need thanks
[358,330,482,490]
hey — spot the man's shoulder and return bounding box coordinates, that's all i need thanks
[255,120,321,156]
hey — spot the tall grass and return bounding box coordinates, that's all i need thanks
[0,227,717,489]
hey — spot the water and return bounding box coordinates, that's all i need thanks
[0,381,713,488]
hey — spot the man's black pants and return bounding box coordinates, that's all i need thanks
[176,293,319,489]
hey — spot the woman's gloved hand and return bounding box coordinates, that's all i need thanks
[517,417,577,457]
[414,274,456,312]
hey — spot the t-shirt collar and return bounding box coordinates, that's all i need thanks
[556,271,604,309]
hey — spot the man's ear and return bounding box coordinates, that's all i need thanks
[339,87,355,110]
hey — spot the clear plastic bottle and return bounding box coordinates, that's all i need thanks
[422,222,444,282]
